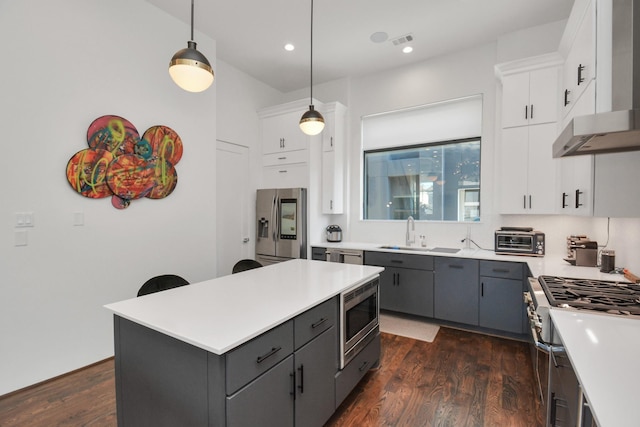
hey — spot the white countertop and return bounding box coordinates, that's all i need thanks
[105,259,383,355]
[550,309,640,427]
[315,241,627,282]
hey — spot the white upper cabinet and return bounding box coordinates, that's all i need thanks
[560,0,596,118]
[500,123,559,214]
[261,110,309,155]
[501,66,559,128]
[558,81,595,216]
[496,56,562,215]
[320,102,346,214]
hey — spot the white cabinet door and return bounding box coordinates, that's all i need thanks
[320,102,346,214]
[562,0,596,118]
[529,67,559,126]
[526,123,559,214]
[501,68,558,128]
[500,126,529,214]
[321,151,343,213]
[500,123,558,214]
[559,81,595,216]
[501,73,531,128]
[262,111,308,155]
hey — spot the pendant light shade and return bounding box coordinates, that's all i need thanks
[300,105,325,135]
[300,0,324,135]
[169,0,214,93]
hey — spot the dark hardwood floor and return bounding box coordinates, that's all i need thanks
[0,328,543,427]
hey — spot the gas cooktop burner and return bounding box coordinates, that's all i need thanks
[538,275,640,315]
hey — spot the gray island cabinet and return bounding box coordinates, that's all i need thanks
[106,260,384,427]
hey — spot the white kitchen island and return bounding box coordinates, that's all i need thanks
[105,259,383,427]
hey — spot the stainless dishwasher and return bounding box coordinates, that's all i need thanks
[325,248,363,265]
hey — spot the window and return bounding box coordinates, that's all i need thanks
[364,139,480,221]
[362,95,482,222]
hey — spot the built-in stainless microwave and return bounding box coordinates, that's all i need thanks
[339,277,379,369]
[495,229,545,257]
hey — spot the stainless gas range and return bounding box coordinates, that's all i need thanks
[524,275,640,427]
[526,275,640,344]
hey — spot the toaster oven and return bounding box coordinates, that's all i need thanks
[494,227,545,256]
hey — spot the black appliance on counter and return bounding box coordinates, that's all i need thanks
[524,276,640,427]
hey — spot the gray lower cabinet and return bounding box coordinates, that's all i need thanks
[434,257,479,325]
[294,325,337,427]
[365,251,434,317]
[479,260,525,334]
[227,355,295,427]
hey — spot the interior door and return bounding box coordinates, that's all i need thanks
[216,141,250,276]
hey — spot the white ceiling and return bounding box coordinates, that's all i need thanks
[147,0,575,93]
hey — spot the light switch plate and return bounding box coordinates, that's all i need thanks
[15,212,34,228]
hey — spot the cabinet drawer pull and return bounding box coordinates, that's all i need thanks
[278,170,287,173]
[277,156,287,160]
[256,346,282,363]
[492,268,509,273]
[359,361,369,372]
[391,259,403,264]
[311,317,328,329]
[448,264,463,269]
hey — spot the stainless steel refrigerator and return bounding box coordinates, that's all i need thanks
[256,188,307,265]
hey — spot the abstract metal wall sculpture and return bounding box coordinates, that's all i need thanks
[66,115,183,209]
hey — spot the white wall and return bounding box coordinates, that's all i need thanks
[0,0,219,395]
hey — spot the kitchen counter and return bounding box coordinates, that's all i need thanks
[105,259,383,354]
[314,241,627,282]
[550,309,640,427]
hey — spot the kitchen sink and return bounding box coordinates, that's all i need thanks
[378,245,460,254]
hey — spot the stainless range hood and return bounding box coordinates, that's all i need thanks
[553,0,640,157]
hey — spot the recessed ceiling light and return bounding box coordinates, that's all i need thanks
[370,31,388,43]
[402,46,413,54]
[284,43,295,51]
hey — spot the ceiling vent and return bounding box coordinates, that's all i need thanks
[391,34,413,46]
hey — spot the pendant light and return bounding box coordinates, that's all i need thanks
[299,0,325,135]
[169,0,214,93]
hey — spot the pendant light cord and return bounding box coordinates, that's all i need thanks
[309,0,314,105]
[190,0,195,42]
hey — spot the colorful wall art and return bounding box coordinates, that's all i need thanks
[66,115,183,209]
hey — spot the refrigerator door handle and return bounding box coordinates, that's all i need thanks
[271,194,278,242]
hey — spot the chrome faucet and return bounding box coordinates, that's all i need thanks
[406,216,416,246]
